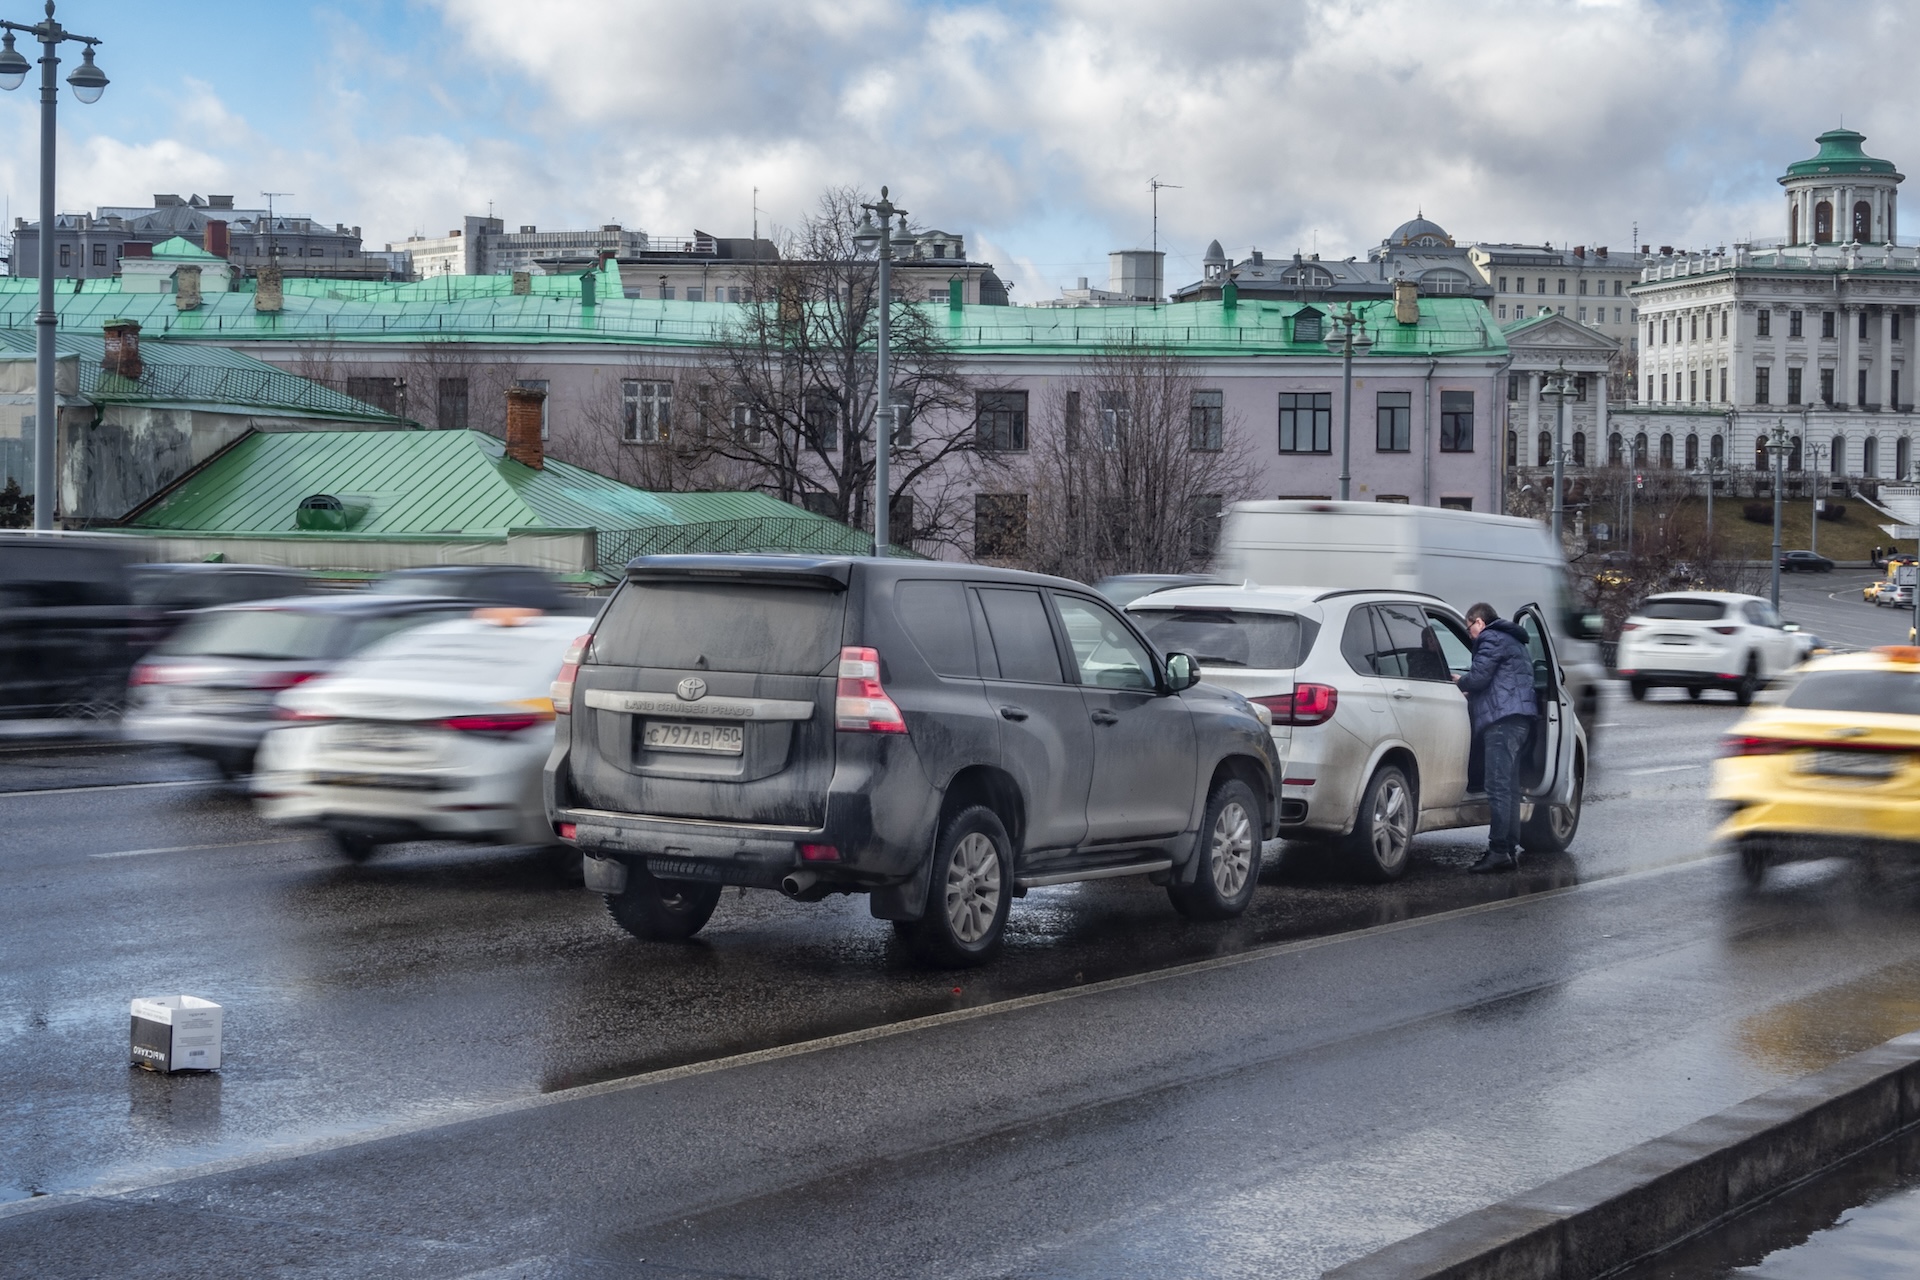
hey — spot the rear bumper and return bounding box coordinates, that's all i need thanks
[122,709,274,751]
[1616,665,1745,687]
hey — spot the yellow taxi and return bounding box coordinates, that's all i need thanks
[1712,646,1920,884]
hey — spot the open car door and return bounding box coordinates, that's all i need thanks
[1513,604,1568,798]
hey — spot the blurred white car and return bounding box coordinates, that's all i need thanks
[252,610,584,862]
[1614,592,1811,704]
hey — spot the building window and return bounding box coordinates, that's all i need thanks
[1497,276,1508,292]
[1895,369,1902,408]
[1577,307,1587,322]
[1685,433,1699,469]
[1792,206,1801,244]
[1536,278,1546,294]
[1820,368,1835,405]
[1613,280,1623,297]
[513,378,550,439]
[1440,390,1475,452]
[974,493,1027,559]
[1556,278,1566,294]
[1660,318,1669,343]
[1758,310,1772,338]
[623,380,673,444]
[1292,308,1324,343]
[1615,307,1623,323]
[1633,432,1648,464]
[1507,430,1517,467]
[1572,431,1587,466]
[436,377,469,431]
[1439,497,1473,511]
[802,392,838,452]
[1896,313,1904,342]
[1755,438,1770,471]
[685,287,704,302]
[1860,368,1870,406]
[1375,391,1411,452]
[1508,374,1520,402]
[1660,373,1668,402]
[1608,432,1623,465]
[1690,314,1698,340]
[1789,436,1803,471]
[1789,310,1803,338]
[57,244,70,268]
[1279,391,1333,453]
[1689,369,1698,402]
[1658,433,1674,468]
[1575,376,1588,402]
[91,244,105,267]
[1854,200,1872,243]
[1062,389,1080,451]
[731,403,760,444]
[1787,367,1803,405]
[1497,304,1507,320]
[1832,435,1847,473]
[1755,366,1771,405]
[1097,393,1128,450]
[1815,200,1833,243]
[1578,279,1589,296]
[1821,311,1835,339]
[1537,430,1551,466]
[346,376,403,417]
[975,390,1028,452]
[1900,436,1912,481]
[1711,433,1724,466]
[1860,310,1871,341]
[1189,389,1224,451]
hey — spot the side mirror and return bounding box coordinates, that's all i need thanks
[1782,622,1800,633]
[1164,651,1203,691]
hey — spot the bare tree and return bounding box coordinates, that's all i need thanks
[690,187,986,551]
[1019,341,1261,581]
[563,353,752,492]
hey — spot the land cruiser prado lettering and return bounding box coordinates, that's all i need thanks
[545,556,1282,966]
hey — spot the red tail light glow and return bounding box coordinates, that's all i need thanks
[1251,683,1339,727]
[1711,625,1739,635]
[439,712,553,734]
[551,633,593,715]
[556,822,577,841]
[253,670,321,691]
[1620,622,1641,632]
[799,843,841,862]
[836,646,907,733]
[1722,734,1904,758]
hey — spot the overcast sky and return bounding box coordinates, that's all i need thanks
[0,0,1907,300]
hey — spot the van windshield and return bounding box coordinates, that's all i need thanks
[594,581,846,675]
[1130,608,1317,669]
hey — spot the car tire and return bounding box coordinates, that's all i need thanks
[604,867,722,942]
[328,829,379,863]
[1735,657,1759,707]
[1629,680,1647,701]
[1686,687,1702,701]
[1521,756,1583,854]
[897,805,1013,968]
[1736,839,1769,888]
[1168,778,1263,921]
[1344,763,1416,883]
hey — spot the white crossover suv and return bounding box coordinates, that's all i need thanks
[1128,586,1588,880]
[1614,592,1811,704]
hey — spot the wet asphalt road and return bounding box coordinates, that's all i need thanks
[5,570,1920,1278]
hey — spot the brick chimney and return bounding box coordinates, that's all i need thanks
[205,219,230,258]
[255,261,282,313]
[175,265,202,311]
[101,319,142,381]
[504,384,546,469]
[1392,277,1419,325]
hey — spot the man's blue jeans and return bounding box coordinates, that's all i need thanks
[1483,716,1531,855]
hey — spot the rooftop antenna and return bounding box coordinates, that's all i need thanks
[1150,176,1180,307]
[752,186,759,244]
[262,192,292,268]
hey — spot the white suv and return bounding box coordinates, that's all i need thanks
[1128,586,1587,880]
[1614,592,1810,704]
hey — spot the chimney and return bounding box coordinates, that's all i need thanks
[101,319,142,381]
[1659,245,1673,256]
[511,270,531,295]
[175,265,202,311]
[1393,277,1419,325]
[1596,246,1609,259]
[1641,244,1651,256]
[205,219,230,258]
[255,261,282,313]
[505,385,546,469]
[1573,245,1585,259]
[122,242,152,259]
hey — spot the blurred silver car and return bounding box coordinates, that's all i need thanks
[123,595,473,778]
[252,611,581,861]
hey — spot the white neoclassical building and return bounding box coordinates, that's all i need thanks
[1617,128,1920,493]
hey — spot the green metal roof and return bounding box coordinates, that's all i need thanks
[0,328,402,421]
[148,236,223,261]
[1782,128,1902,182]
[0,257,1507,359]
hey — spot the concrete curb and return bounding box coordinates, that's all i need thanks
[1323,1029,1920,1280]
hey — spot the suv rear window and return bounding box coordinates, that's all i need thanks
[1782,671,1920,715]
[594,581,846,675]
[1639,599,1726,621]
[160,609,340,661]
[1131,608,1317,669]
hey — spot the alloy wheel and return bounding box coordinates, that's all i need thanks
[1208,801,1256,898]
[1372,777,1412,869]
[944,832,1003,944]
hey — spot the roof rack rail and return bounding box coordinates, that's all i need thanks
[1311,587,1446,603]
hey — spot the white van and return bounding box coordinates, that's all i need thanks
[1211,500,1605,739]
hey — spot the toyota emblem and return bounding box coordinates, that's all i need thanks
[676,677,708,701]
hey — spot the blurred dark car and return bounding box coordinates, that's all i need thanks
[1093,574,1218,608]
[130,563,318,647]
[1779,550,1834,573]
[0,533,142,720]
[122,595,476,778]
[369,565,576,611]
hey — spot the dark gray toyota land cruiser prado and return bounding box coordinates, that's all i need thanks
[545,556,1281,966]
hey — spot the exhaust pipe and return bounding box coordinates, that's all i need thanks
[780,870,818,899]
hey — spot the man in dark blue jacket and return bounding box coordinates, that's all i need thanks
[1455,602,1538,873]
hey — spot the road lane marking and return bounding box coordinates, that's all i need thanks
[0,847,1729,1220]
[1628,764,1705,776]
[0,779,215,799]
[88,837,308,860]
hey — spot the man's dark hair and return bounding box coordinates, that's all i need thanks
[1465,602,1499,626]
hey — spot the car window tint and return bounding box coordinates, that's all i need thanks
[894,580,977,678]
[594,581,847,675]
[977,588,1065,684]
[159,609,340,661]
[346,611,465,655]
[1755,601,1782,628]
[1052,595,1156,692]
[1641,599,1726,621]
[1516,611,1552,691]
[1377,602,1449,681]
[1424,611,1474,677]
[1129,608,1316,669]
[1341,605,1391,677]
[1783,671,1920,714]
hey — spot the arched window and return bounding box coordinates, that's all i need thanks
[1755,438,1769,470]
[1833,434,1848,473]
[1685,433,1700,469]
[1865,435,1879,477]
[1572,431,1587,466]
[1899,436,1912,481]
[1815,200,1834,244]
[1789,435,1803,471]
[1853,201,1872,243]
[1538,431,1552,465]
[1711,433,1725,466]
[1791,205,1800,245]
[1420,268,1472,295]
[1633,432,1648,464]
[1608,432,1623,465]
[1659,433,1674,468]
[1506,430,1517,467]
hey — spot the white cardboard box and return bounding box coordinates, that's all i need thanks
[130,996,223,1072]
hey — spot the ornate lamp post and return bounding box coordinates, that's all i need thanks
[1540,361,1573,548]
[851,187,915,556]
[0,1,108,530]
[1325,303,1373,500]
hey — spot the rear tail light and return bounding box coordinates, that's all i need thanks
[273,706,332,721]
[836,646,907,733]
[253,670,322,691]
[1620,622,1641,632]
[439,712,553,734]
[799,843,840,862]
[1722,735,1797,757]
[551,633,593,715]
[1251,683,1339,727]
[129,663,166,687]
[556,822,577,841]
[1711,625,1739,635]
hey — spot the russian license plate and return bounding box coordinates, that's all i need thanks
[334,723,427,754]
[643,720,744,755]
[180,688,262,711]
[1800,750,1899,779]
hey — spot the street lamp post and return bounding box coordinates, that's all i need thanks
[1766,422,1791,609]
[0,1,108,531]
[1805,438,1827,555]
[1326,304,1373,500]
[1540,362,1572,549]
[851,187,915,556]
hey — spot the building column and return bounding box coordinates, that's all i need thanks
[1595,371,1608,464]
[1881,306,1896,409]
[1527,372,1542,467]
[1839,303,1856,407]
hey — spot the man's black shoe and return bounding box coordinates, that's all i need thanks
[1469,849,1517,874]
